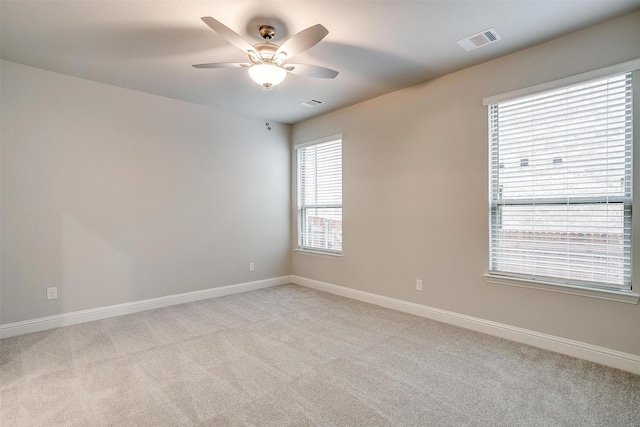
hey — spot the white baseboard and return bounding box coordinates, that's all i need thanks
[0,276,290,339]
[291,275,640,375]
[5,274,638,375]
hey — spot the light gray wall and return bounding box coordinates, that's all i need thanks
[291,12,640,356]
[1,60,291,324]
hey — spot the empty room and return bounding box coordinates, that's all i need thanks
[1,1,640,425]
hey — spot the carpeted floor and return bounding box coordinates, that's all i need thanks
[1,284,639,426]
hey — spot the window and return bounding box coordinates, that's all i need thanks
[296,135,342,255]
[487,72,633,293]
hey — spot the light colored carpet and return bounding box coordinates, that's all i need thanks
[1,284,639,426]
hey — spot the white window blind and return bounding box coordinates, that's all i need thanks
[297,137,342,254]
[489,73,633,291]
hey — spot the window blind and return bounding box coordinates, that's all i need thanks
[297,137,342,254]
[489,73,632,290]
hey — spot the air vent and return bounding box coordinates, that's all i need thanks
[457,28,502,51]
[300,99,323,108]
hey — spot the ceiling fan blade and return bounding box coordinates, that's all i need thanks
[201,17,257,55]
[193,62,251,69]
[284,63,338,79]
[276,24,328,59]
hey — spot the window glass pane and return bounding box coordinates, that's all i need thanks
[494,204,629,286]
[489,73,632,291]
[297,138,342,254]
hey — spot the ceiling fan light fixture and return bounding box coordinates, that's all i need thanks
[248,63,287,88]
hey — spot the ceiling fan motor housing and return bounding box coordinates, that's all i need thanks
[251,42,284,65]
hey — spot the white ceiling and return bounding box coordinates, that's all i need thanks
[2,1,639,124]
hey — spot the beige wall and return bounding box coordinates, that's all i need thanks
[1,60,291,324]
[291,12,640,355]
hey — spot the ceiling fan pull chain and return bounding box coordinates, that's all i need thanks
[265,89,272,131]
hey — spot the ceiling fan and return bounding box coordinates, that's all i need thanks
[193,17,339,88]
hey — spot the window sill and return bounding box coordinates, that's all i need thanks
[483,274,639,304]
[295,249,344,259]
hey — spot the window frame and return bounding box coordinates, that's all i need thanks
[295,134,343,257]
[483,61,640,304]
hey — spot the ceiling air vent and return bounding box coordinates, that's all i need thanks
[300,99,324,108]
[457,28,502,51]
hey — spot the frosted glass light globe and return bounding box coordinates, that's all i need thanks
[248,64,287,88]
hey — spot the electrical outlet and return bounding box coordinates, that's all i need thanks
[416,280,423,291]
[249,262,255,272]
[47,287,58,300]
